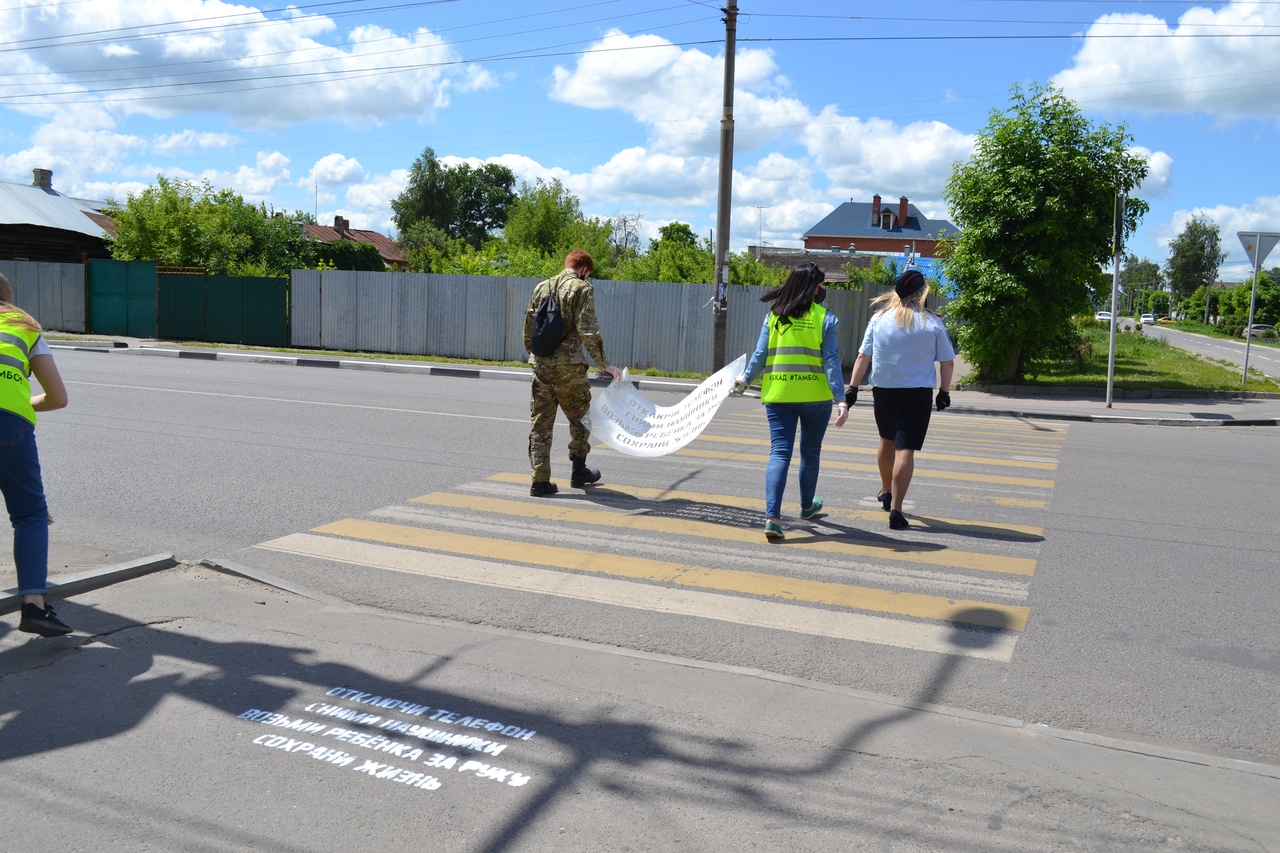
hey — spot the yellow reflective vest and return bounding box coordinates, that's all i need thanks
[760,304,832,404]
[0,315,40,425]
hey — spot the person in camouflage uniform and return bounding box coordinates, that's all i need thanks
[524,249,622,497]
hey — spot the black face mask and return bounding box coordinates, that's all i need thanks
[813,286,827,305]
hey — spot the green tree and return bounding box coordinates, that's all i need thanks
[841,255,904,291]
[499,179,614,275]
[617,222,714,283]
[941,83,1149,382]
[105,175,315,275]
[390,147,516,249]
[1165,215,1225,312]
[1119,254,1162,314]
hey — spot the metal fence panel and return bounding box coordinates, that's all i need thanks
[205,275,244,344]
[240,277,288,347]
[291,270,321,347]
[505,278,532,362]
[630,281,689,372]
[463,276,507,361]
[392,273,429,355]
[426,274,469,358]
[320,270,359,351]
[59,262,85,332]
[355,271,393,353]
[158,273,206,340]
[594,279,637,371]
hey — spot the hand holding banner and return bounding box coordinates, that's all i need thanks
[586,354,747,458]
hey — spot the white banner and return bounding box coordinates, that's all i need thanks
[586,354,747,457]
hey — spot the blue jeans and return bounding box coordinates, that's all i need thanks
[764,401,831,519]
[0,412,49,595]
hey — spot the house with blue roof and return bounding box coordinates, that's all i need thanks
[803,195,958,260]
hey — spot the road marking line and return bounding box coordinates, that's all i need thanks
[671,447,1057,489]
[694,433,1058,470]
[951,493,1049,510]
[307,518,1029,630]
[256,533,1019,661]
[412,491,1038,574]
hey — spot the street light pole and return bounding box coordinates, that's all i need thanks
[756,205,770,250]
[710,0,737,373]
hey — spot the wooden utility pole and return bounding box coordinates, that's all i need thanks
[710,0,737,372]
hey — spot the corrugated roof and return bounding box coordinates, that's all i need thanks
[303,223,405,265]
[804,201,958,240]
[0,179,110,238]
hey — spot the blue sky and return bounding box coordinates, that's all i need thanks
[2,0,1277,279]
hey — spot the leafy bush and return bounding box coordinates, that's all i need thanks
[1216,316,1246,337]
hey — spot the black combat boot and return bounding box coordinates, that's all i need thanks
[530,481,559,497]
[570,458,601,488]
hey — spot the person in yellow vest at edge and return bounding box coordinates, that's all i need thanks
[0,273,71,636]
[733,262,848,540]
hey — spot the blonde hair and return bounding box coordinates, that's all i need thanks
[870,283,931,329]
[0,273,42,332]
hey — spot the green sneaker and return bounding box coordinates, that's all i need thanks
[763,520,784,540]
[800,496,824,520]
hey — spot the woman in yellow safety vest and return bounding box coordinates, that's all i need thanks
[0,273,71,636]
[734,263,847,540]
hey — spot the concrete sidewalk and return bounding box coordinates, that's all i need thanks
[49,335,1280,426]
[2,562,1276,851]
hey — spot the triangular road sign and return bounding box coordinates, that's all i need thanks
[1238,231,1280,268]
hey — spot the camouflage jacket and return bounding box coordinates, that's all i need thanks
[524,268,608,367]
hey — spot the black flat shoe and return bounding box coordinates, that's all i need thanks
[877,492,892,512]
[888,509,909,530]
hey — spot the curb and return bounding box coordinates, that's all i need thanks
[121,344,701,394]
[49,342,1280,426]
[0,553,178,615]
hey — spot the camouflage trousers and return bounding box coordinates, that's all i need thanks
[529,362,592,482]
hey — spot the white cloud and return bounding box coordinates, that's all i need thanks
[550,30,809,156]
[0,2,496,129]
[154,129,241,151]
[802,107,974,202]
[345,169,409,233]
[1053,2,1280,118]
[307,154,365,187]
[1132,146,1174,197]
[1153,195,1280,279]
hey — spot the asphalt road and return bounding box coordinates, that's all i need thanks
[1147,325,1280,380]
[13,349,1280,772]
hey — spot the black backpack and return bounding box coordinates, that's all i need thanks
[529,282,566,356]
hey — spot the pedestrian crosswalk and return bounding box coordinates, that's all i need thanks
[256,408,1066,664]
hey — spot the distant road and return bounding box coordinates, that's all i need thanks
[1146,325,1280,381]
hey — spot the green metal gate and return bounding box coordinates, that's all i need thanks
[87,259,157,337]
[157,273,288,347]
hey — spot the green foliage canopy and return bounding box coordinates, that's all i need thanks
[941,83,1150,382]
[390,147,516,249]
[1166,214,1225,307]
[104,175,317,276]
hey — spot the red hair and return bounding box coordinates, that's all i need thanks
[564,249,594,275]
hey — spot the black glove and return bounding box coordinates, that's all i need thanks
[845,385,858,407]
[935,391,951,412]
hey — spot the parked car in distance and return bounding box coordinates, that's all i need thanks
[1242,324,1276,339]
[1140,313,1155,325]
[1095,311,1112,322]
[1156,316,1177,325]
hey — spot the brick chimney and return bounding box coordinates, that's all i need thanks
[871,194,881,224]
[333,215,348,237]
[899,196,909,226]
[32,168,53,190]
